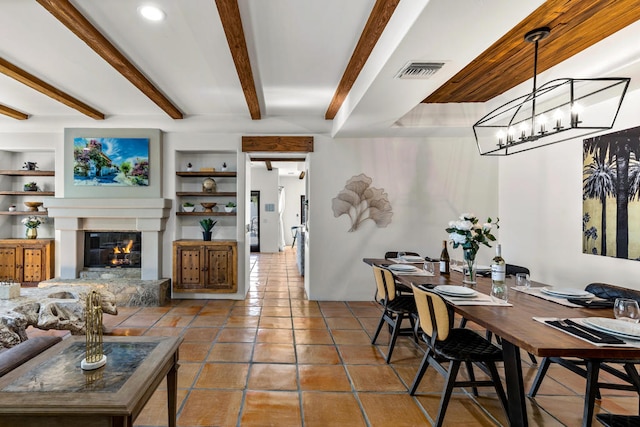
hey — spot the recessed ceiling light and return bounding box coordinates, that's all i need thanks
[138,5,166,21]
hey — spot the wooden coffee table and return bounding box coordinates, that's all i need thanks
[0,336,182,427]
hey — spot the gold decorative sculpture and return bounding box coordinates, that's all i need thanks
[81,291,107,370]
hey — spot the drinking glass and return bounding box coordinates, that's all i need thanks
[423,261,435,275]
[490,283,509,304]
[515,273,531,290]
[397,251,406,261]
[614,298,640,323]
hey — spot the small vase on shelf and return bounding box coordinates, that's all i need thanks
[26,228,37,239]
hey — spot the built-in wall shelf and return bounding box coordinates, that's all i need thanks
[176,192,236,197]
[0,170,55,176]
[176,212,236,217]
[0,191,55,196]
[176,171,237,178]
[0,211,48,216]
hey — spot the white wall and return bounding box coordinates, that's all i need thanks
[306,135,499,300]
[280,175,305,246]
[499,86,640,291]
[250,167,280,253]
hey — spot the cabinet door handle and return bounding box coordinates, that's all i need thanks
[202,267,208,271]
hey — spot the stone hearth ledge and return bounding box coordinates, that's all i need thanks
[39,278,170,307]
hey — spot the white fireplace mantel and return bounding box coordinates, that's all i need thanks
[45,198,172,280]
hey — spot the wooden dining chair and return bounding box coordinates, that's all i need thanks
[371,266,418,363]
[409,285,508,427]
[528,283,640,426]
[461,263,537,364]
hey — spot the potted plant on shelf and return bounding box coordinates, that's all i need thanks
[199,218,217,241]
[224,201,236,213]
[24,182,38,192]
[182,202,195,213]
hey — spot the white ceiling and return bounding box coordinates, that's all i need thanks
[1,0,640,138]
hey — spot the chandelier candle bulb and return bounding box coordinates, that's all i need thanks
[537,114,547,134]
[519,122,528,140]
[571,103,582,127]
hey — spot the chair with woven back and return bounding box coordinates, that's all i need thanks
[370,265,418,363]
[409,285,508,427]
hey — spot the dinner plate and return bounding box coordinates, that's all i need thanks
[433,285,477,297]
[401,255,424,263]
[540,288,594,299]
[583,317,640,339]
[387,264,416,272]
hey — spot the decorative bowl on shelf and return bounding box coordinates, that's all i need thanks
[201,202,217,212]
[24,201,43,212]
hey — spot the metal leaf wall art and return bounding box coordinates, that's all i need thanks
[332,173,393,232]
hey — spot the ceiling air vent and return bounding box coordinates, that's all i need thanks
[395,61,444,79]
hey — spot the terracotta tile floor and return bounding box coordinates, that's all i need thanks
[33,248,638,426]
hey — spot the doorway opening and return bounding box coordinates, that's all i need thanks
[250,191,260,252]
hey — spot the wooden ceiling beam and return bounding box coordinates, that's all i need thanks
[0,57,104,119]
[424,0,640,103]
[215,0,261,120]
[36,0,183,119]
[0,103,29,120]
[242,136,314,153]
[325,0,400,120]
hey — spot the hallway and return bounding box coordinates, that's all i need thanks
[69,248,638,426]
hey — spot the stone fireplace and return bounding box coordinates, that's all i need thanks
[45,198,171,280]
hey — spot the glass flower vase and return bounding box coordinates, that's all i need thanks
[462,248,477,286]
[26,227,37,239]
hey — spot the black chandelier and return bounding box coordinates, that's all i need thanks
[473,27,630,156]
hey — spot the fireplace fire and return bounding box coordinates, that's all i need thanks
[84,232,141,269]
[111,239,134,266]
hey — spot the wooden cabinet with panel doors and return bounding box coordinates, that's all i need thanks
[172,240,237,293]
[0,239,54,284]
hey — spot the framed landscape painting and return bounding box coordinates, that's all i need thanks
[73,137,149,186]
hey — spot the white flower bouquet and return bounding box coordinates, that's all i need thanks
[445,213,498,258]
[21,216,46,229]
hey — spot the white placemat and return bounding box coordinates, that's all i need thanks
[438,291,512,306]
[392,270,434,277]
[389,257,424,264]
[513,287,583,308]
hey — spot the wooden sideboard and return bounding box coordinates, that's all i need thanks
[172,240,237,294]
[0,239,54,284]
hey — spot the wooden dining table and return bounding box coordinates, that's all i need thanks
[363,258,640,427]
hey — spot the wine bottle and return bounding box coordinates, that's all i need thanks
[491,244,506,283]
[491,244,507,302]
[439,240,450,275]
